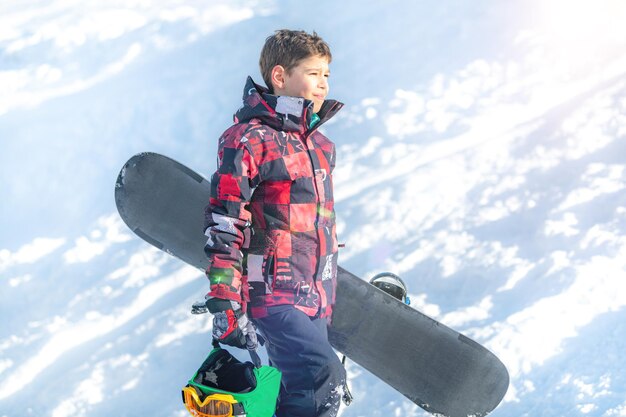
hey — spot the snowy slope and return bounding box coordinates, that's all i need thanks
[2,1,626,416]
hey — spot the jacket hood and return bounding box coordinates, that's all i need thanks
[234,77,343,133]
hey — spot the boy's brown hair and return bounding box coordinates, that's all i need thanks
[259,29,332,93]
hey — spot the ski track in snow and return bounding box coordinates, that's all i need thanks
[2,1,626,416]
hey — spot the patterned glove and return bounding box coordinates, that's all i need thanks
[192,296,258,350]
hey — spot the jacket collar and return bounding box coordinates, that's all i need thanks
[234,76,343,133]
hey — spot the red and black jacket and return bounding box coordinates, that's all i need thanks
[204,77,343,319]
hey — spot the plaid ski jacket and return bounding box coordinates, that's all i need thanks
[204,77,343,319]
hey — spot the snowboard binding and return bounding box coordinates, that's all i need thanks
[369,272,411,305]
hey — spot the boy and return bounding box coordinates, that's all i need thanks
[200,30,346,417]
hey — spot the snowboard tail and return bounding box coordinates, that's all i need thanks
[115,152,509,417]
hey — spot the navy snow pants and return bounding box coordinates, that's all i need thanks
[252,306,346,417]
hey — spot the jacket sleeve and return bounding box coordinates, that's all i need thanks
[203,125,261,303]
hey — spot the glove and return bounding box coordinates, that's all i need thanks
[192,295,258,351]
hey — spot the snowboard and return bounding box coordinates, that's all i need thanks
[115,152,509,417]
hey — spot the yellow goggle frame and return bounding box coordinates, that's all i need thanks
[182,386,240,417]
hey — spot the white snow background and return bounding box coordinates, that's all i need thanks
[1,1,626,416]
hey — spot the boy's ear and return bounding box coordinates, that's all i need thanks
[270,65,286,91]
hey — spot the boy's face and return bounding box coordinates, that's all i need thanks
[271,55,330,114]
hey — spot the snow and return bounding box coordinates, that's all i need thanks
[2,1,626,416]
[0,0,264,116]
[63,215,132,264]
[0,237,66,271]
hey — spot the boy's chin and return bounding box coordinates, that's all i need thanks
[313,102,323,113]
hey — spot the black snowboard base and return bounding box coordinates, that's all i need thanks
[115,152,509,417]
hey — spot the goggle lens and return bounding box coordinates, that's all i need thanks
[198,400,231,417]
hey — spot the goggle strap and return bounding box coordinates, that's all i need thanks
[232,403,246,416]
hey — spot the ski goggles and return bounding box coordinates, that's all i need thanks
[182,386,246,417]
